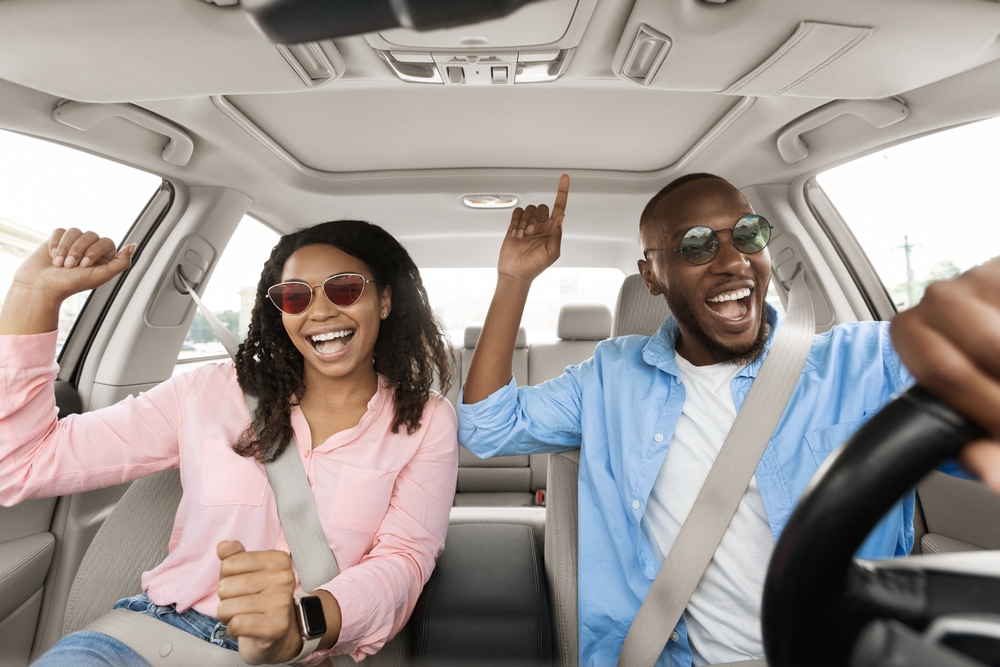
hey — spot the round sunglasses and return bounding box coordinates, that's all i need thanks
[267,273,373,315]
[644,214,773,266]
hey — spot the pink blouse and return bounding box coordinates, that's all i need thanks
[0,331,458,663]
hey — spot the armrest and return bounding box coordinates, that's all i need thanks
[410,523,552,665]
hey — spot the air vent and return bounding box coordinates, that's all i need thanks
[379,49,572,85]
[620,24,671,85]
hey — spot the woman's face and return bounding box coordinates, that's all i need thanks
[278,243,391,384]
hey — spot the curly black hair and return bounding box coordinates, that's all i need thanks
[232,220,453,463]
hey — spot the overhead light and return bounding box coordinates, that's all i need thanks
[463,194,519,209]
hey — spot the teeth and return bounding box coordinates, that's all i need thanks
[310,330,353,342]
[707,288,751,303]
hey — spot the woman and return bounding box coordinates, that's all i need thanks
[0,220,458,666]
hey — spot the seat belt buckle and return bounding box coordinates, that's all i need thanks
[536,490,546,506]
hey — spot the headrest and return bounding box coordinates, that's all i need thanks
[464,325,528,349]
[612,274,672,337]
[557,304,612,341]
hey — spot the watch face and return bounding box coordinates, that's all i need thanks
[299,595,327,639]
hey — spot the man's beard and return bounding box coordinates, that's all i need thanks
[665,282,770,367]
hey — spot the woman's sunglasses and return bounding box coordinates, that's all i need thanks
[644,214,773,266]
[267,273,373,315]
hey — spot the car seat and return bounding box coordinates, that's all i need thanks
[544,274,672,667]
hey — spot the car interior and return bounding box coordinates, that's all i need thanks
[2,0,1000,665]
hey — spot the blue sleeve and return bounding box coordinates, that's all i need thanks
[457,364,589,458]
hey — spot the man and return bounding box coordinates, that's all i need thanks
[458,172,1000,666]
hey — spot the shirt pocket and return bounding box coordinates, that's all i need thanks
[804,417,869,468]
[326,463,398,534]
[200,437,268,506]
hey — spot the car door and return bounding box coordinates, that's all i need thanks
[805,116,1000,555]
[0,128,165,666]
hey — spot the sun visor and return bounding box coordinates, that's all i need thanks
[720,22,873,97]
[611,0,1000,99]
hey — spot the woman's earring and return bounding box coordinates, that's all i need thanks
[381,312,387,319]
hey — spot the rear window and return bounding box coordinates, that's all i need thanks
[817,116,1000,310]
[0,129,161,351]
[421,267,626,343]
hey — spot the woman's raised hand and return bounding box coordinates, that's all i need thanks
[0,228,135,336]
[19,228,136,300]
[497,174,569,285]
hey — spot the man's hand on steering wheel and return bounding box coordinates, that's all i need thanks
[891,256,1000,493]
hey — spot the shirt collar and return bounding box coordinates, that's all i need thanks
[641,303,783,379]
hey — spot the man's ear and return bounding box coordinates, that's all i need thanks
[637,258,664,297]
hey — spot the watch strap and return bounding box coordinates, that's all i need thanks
[293,635,322,664]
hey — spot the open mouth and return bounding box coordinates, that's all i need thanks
[309,329,355,355]
[705,287,752,321]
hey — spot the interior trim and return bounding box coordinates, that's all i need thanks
[210,93,756,181]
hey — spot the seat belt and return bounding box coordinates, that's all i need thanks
[179,272,340,590]
[84,273,340,665]
[617,268,816,667]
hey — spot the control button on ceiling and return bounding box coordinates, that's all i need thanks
[491,66,508,84]
[447,66,465,84]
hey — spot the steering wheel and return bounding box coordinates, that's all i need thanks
[761,386,1000,667]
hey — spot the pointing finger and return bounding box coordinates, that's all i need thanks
[552,174,570,217]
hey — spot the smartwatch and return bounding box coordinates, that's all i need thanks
[293,594,327,662]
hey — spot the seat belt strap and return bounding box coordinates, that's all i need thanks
[617,269,815,667]
[177,272,340,589]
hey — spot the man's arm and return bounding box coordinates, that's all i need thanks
[890,257,1000,492]
[463,174,570,404]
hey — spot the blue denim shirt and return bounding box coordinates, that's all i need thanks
[458,306,916,667]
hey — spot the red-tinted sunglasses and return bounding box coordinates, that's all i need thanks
[267,273,373,315]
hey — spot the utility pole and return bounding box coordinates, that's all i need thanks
[894,235,921,308]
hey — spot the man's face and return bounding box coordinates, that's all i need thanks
[638,178,771,366]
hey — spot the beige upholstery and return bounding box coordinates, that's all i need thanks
[456,326,535,506]
[545,450,579,667]
[612,273,672,337]
[528,304,612,386]
[544,278,672,666]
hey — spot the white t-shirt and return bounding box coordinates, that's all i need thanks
[640,354,775,666]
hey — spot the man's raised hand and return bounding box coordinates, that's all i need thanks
[497,174,569,285]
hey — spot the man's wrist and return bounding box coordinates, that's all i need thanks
[495,273,533,297]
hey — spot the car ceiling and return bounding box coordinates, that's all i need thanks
[0,0,999,270]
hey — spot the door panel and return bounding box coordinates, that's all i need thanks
[918,470,1000,552]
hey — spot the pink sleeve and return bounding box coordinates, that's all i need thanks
[313,397,458,663]
[0,332,185,505]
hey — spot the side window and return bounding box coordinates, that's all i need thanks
[817,117,1000,311]
[0,129,161,352]
[173,216,279,375]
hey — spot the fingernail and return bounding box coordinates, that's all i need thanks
[53,256,64,267]
[79,257,91,268]
[128,243,137,255]
[64,256,77,268]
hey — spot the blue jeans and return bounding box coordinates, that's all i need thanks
[32,592,238,666]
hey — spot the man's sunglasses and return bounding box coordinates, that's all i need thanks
[267,273,373,315]
[644,214,773,266]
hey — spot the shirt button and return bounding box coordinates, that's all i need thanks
[303,449,311,458]
[654,433,664,442]
[670,631,680,643]
[632,499,640,510]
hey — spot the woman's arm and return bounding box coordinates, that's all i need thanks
[0,229,186,505]
[0,228,134,335]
